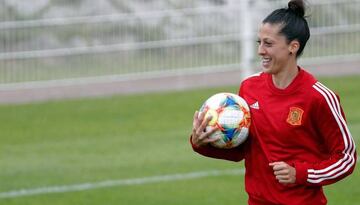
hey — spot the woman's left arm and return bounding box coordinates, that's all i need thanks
[294,91,357,186]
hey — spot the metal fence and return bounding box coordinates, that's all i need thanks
[0,0,359,87]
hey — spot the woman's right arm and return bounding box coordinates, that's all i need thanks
[190,110,246,162]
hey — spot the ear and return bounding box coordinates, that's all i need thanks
[288,40,300,55]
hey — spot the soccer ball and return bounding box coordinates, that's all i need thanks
[199,92,251,149]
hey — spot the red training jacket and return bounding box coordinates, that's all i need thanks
[191,68,356,205]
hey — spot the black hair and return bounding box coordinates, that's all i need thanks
[262,0,310,57]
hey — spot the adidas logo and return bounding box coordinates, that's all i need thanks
[250,101,260,109]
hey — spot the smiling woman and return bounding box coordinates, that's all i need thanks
[257,0,310,89]
[257,23,298,88]
[190,0,357,204]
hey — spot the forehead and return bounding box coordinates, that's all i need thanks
[257,23,284,40]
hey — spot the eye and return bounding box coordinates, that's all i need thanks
[256,40,261,45]
[264,41,272,47]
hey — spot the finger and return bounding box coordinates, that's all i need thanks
[274,169,290,176]
[276,178,289,185]
[275,174,290,180]
[198,111,206,122]
[193,110,199,120]
[278,179,292,184]
[203,128,221,142]
[195,116,208,137]
[199,115,212,133]
[197,126,219,145]
[272,165,286,172]
[270,164,287,171]
[269,161,285,167]
[203,135,221,144]
[194,112,206,135]
[196,132,217,146]
[193,110,204,131]
[193,110,199,127]
[209,126,220,134]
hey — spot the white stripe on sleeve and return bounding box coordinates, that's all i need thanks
[307,83,356,184]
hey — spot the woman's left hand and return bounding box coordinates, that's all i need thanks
[269,161,296,184]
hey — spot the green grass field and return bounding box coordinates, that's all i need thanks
[0,76,359,205]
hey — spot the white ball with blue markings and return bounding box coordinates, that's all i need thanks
[199,93,251,149]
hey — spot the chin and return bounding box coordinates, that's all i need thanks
[262,66,272,74]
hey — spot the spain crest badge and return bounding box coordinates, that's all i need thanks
[286,107,304,126]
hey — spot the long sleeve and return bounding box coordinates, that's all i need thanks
[190,135,247,162]
[294,83,357,186]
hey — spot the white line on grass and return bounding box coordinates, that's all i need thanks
[0,168,245,199]
[2,155,358,199]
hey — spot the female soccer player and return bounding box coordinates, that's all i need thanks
[190,0,357,204]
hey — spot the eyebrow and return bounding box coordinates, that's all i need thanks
[257,37,274,43]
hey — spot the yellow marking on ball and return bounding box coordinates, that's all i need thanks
[205,109,218,126]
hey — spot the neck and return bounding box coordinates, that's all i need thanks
[272,62,299,89]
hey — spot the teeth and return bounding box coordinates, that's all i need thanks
[262,58,271,63]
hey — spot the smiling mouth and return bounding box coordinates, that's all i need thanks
[262,57,271,67]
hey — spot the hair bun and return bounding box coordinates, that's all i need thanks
[288,0,305,17]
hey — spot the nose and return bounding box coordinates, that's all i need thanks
[258,44,265,56]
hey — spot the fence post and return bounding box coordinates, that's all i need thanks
[240,0,254,79]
